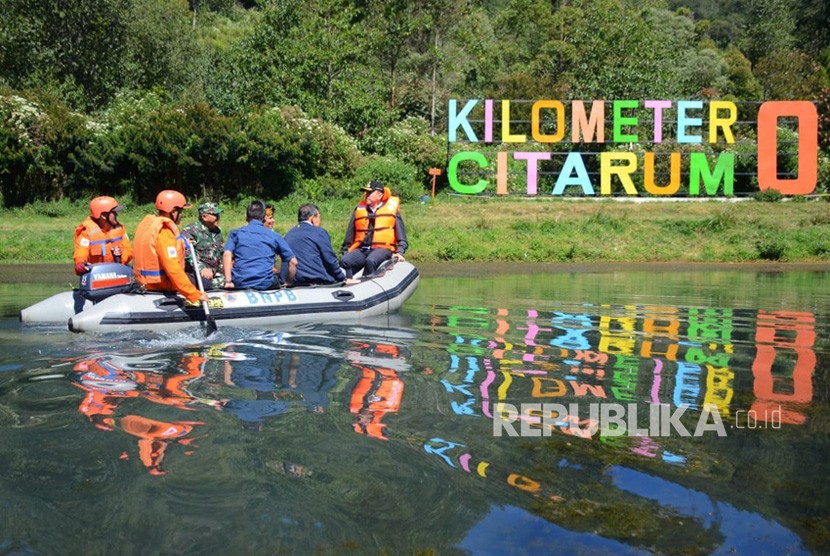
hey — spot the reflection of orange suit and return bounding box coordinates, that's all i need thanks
[349,367,403,440]
[71,354,206,475]
[121,416,202,476]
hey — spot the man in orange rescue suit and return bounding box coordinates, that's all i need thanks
[340,180,408,279]
[133,190,208,304]
[73,196,133,275]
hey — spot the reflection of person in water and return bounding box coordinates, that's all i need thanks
[275,352,339,413]
[220,350,289,430]
[71,353,208,475]
[218,348,340,428]
[121,415,203,476]
[347,342,405,440]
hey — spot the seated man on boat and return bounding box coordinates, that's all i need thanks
[223,200,298,290]
[340,180,408,279]
[73,195,133,275]
[133,190,208,304]
[264,202,276,230]
[182,202,225,290]
[282,203,349,287]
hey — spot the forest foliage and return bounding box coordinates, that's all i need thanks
[0,0,828,206]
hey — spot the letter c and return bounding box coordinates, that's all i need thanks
[448,152,489,194]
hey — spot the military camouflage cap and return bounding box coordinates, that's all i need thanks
[198,202,223,215]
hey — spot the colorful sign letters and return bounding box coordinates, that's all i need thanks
[447,99,819,196]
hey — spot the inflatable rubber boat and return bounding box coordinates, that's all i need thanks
[20,261,419,333]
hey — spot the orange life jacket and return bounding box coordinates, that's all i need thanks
[348,194,401,253]
[121,415,203,476]
[72,357,139,430]
[349,367,403,440]
[146,354,204,410]
[349,367,403,413]
[133,215,186,288]
[74,217,132,264]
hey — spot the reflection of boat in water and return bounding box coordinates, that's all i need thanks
[19,261,419,333]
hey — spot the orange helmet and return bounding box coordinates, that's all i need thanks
[90,196,122,219]
[155,190,191,213]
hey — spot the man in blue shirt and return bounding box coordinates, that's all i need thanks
[282,203,348,286]
[223,200,297,290]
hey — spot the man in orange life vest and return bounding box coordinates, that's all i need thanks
[133,190,208,304]
[73,196,133,275]
[340,180,408,279]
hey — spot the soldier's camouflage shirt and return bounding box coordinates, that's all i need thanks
[183,220,225,289]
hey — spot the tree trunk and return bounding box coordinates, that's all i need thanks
[430,30,438,136]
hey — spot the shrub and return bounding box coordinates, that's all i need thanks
[352,156,424,203]
[817,153,830,194]
[236,106,304,199]
[100,90,203,203]
[380,117,445,170]
[752,188,783,202]
[0,92,93,206]
[755,234,786,260]
[360,117,447,191]
[279,106,361,180]
[289,176,355,203]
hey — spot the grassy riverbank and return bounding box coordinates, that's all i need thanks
[1,195,830,264]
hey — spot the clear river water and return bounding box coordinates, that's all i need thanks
[0,263,828,555]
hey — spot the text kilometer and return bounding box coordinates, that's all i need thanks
[493,402,727,438]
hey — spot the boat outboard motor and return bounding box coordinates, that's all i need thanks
[79,263,135,302]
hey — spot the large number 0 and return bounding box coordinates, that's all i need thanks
[757,101,818,195]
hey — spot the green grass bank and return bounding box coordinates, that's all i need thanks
[2,196,830,265]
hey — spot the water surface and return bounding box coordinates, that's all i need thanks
[0,264,828,554]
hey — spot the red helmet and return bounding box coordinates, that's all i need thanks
[155,190,191,213]
[89,196,122,219]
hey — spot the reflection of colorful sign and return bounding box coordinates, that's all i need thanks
[751,310,816,425]
[435,303,816,449]
[447,99,818,196]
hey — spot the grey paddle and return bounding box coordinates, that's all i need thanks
[186,240,218,336]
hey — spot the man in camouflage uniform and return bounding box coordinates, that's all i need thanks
[183,202,226,290]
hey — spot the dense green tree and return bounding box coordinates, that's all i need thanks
[737,0,795,64]
[754,51,830,100]
[489,0,567,98]
[792,0,830,70]
[366,0,426,110]
[550,0,695,99]
[720,46,763,99]
[390,0,480,134]
[123,0,203,97]
[0,0,207,110]
[0,0,132,109]
[206,0,387,135]
[1,0,829,205]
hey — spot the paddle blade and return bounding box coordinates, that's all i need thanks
[205,314,218,336]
